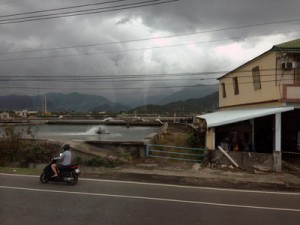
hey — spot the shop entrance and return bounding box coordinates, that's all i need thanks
[215,115,276,154]
[215,121,252,152]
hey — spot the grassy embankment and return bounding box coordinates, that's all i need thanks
[0,167,40,175]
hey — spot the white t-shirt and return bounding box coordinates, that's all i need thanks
[55,150,72,166]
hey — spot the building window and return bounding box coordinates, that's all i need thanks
[233,77,239,95]
[221,83,226,98]
[296,68,300,84]
[252,66,261,90]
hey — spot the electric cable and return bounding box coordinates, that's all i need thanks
[1,29,300,63]
[0,0,129,18]
[0,0,178,25]
[1,20,299,56]
[0,69,288,81]
[0,78,294,88]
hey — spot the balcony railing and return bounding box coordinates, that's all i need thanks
[282,84,300,103]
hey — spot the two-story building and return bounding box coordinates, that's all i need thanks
[197,38,300,170]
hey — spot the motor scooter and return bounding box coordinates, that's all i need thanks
[40,158,80,185]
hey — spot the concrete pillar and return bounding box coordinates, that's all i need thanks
[274,113,282,172]
[250,119,255,152]
[275,112,281,152]
[273,151,282,172]
[206,127,215,150]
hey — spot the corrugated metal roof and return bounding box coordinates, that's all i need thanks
[197,107,294,128]
[272,38,300,50]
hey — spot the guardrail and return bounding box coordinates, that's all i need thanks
[146,144,205,163]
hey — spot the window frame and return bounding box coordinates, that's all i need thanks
[233,77,239,95]
[252,66,262,90]
[221,82,226,98]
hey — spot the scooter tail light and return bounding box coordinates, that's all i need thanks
[71,165,78,169]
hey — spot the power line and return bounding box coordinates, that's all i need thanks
[1,18,300,56]
[0,0,161,21]
[0,68,287,80]
[0,0,179,25]
[0,78,294,92]
[1,29,300,63]
[0,70,224,79]
[0,0,128,18]
[0,77,218,82]
[0,84,218,91]
[0,68,292,83]
[0,72,293,83]
[0,73,285,81]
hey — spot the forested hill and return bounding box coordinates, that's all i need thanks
[0,92,129,112]
[0,91,218,114]
[129,92,219,114]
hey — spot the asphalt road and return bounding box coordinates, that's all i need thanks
[0,173,300,225]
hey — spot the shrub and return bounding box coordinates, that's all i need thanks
[73,156,83,165]
[0,125,60,167]
[117,150,132,162]
[85,156,121,168]
[20,140,60,167]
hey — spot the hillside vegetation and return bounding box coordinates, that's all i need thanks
[0,91,218,114]
[130,92,218,114]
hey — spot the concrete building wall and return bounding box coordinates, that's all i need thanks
[219,51,283,109]
[209,150,279,172]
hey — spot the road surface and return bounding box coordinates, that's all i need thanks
[0,173,299,225]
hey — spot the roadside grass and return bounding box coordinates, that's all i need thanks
[0,167,40,175]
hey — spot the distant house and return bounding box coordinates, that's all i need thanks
[197,39,300,170]
[15,110,28,118]
[0,112,10,120]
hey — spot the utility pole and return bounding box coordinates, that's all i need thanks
[42,95,47,115]
[45,95,47,113]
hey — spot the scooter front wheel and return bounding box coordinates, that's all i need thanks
[40,173,49,184]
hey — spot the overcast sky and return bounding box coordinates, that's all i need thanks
[0,0,299,104]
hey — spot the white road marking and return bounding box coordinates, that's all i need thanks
[0,185,299,212]
[1,173,300,196]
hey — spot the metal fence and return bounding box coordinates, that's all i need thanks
[146,144,205,163]
[282,151,300,164]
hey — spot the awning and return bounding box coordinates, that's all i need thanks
[197,107,294,128]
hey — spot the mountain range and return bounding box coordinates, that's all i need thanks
[0,93,129,113]
[131,84,218,106]
[0,84,219,113]
[130,92,218,114]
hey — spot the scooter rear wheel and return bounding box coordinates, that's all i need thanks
[40,173,49,183]
[67,173,78,185]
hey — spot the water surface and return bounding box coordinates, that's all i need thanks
[1,124,158,142]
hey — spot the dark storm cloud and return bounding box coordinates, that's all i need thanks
[132,0,300,33]
[0,0,300,103]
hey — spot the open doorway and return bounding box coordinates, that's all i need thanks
[215,121,252,152]
[282,109,300,152]
[254,115,274,153]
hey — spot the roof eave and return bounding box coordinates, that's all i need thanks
[217,49,272,80]
[271,46,300,53]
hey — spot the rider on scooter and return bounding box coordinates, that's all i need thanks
[51,144,72,178]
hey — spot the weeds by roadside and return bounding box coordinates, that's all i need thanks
[73,150,132,168]
[0,125,60,167]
